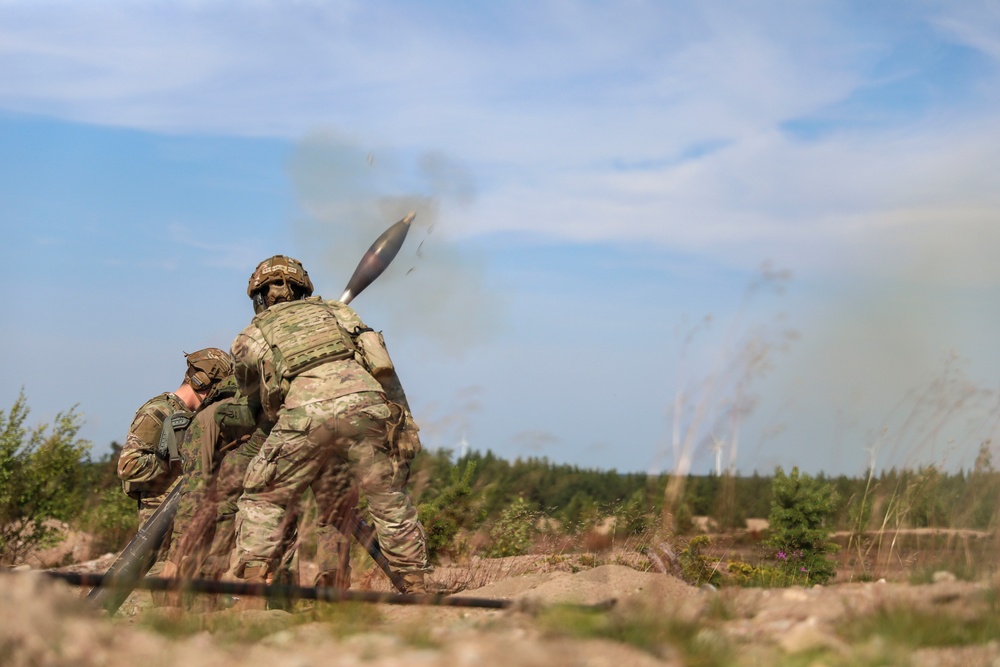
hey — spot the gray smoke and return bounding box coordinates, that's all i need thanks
[286,130,504,354]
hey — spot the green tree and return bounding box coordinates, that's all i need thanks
[417,460,482,561]
[486,496,539,558]
[1,392,92,565]
[766,466,839,585]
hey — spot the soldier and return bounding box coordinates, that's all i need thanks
[162,374,261,582]
[163,376,344,597]
[118,348,233,520]
[230,255,428,609]
[116,347,232,578]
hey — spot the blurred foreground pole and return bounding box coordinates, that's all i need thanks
[35,570,618,611]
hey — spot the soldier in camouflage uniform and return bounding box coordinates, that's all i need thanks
[117,348,233,576]
[164,377,343,592]
[162,375,262,581]
[230,255,428,607]
[118,348,234,521]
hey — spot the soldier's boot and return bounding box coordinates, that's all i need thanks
[315,568,351,591]
[401,571,427,595]
[267,559,300,611]
[230,564,269,612]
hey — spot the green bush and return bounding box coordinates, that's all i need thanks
[417,460,482,561]
[486,496,539,558]
[1,392,92,565]
[678,535,724,588]
[614,489,654,537]
[79,487,138,555]
[765,466,839,585]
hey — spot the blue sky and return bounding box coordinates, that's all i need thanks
[3,1,1000,476]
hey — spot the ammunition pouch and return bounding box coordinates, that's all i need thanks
[353,327,394,378]
[121,479,144,501]
[215,401,258,443]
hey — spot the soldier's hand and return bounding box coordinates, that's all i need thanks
[395,411,422,460]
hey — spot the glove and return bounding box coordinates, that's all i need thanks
[395,411,422,460]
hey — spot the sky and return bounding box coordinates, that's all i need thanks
[3,1,1000,477]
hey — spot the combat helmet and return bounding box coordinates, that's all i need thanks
[184,348,233,393]
[247,255,314,312]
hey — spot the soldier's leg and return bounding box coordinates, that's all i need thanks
[353,450,428,592]
[261,504,301,611]
[203,430,261,579]
[273,503,301,587]
[312,394,429,592]
[234,409,330,581]
[310,460,356,589]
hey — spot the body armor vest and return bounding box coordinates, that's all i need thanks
[253,298,357,381]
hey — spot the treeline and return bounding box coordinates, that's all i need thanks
[411,445,1000,535]
[5,385,1000,568]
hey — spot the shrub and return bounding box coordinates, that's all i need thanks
[417,460,482,561]
[486,496,539,558]
[80,487,139,555]
[615,489,654,538]
[1,392,92,565]
[766,466,839,585]
[677,535,724,588]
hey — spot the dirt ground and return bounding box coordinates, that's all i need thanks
[5,538,1000,667]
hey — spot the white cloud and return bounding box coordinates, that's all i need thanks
[2,1,999,282]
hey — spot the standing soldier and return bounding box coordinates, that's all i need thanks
[117,347,233,572]
[163,376,343,597]
[230,254,428,609]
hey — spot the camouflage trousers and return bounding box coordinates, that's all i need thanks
[168,431,336,584]
[167,433,264,579]
[235,391,428,584]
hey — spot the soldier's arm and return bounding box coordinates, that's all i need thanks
[116,412,170,484]
[231,331,262,398]
[329,301,414,410]
[374,366,413,412]
[232,328,279,420]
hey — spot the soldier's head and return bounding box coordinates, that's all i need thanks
[183,348,233,398]
[247,255,314,313]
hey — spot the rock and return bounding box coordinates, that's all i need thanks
[777,617,848,655]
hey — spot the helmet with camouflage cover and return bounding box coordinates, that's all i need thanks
[247,255,314,313]
[184,348,233,393]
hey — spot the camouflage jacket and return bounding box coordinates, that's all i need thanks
[117,392,189,498]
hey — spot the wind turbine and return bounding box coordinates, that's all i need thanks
[710,435,724,476]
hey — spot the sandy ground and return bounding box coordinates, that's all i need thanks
[5,529,1000,666]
